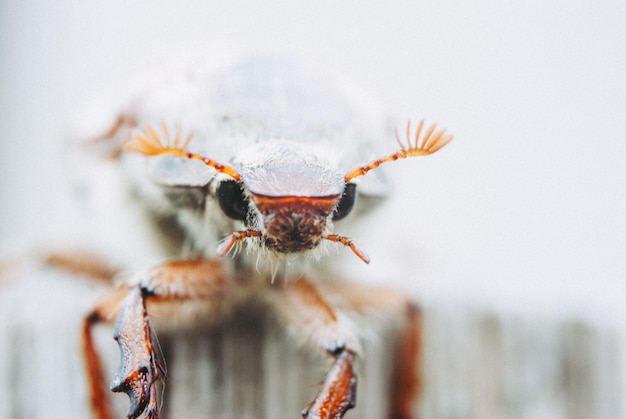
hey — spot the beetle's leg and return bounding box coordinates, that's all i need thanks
[268,279,359,419]
[388,302,422,419]
[38,250,122,419]
[44,250,119,282]
[83,287,130,419]
[318,280,423,419]
[84,112,138,159]
[83,259,228,419]
[111,286,163,419]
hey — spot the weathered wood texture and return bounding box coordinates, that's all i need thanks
[0,260,623,419]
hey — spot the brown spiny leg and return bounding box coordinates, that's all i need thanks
[84,113,138,159]
[268,279,359,419]
[37,250,123,419]
[84,259,228,419]
[388,302,422,419]
[318,280,423,419]
[83,287,130,419]
[111,286,164,419]
[44,250,119,282]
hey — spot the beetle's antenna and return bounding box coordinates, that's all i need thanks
[125,123,242,181]
[216,229,263,257]
[324,234,370,264]
[345,119,453,182]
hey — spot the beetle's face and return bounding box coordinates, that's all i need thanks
[127,117,450,263]
[216,141,357,254]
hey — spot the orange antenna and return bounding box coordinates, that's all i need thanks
[345,119,453,182]
[125,123,242,181]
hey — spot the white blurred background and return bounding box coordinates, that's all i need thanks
[1,1,625,417]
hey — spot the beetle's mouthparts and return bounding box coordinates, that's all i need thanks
[216,230,370,264]
[323,234,370,264]
[216,229,263,257]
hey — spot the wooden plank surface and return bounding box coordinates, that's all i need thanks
[0,258,622,419]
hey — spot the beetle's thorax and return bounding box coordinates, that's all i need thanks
[235,139,346,198]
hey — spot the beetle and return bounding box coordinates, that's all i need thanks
[76,57,452,419]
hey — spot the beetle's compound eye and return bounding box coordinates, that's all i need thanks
[217,180,250,221]
[332,183,357,221]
